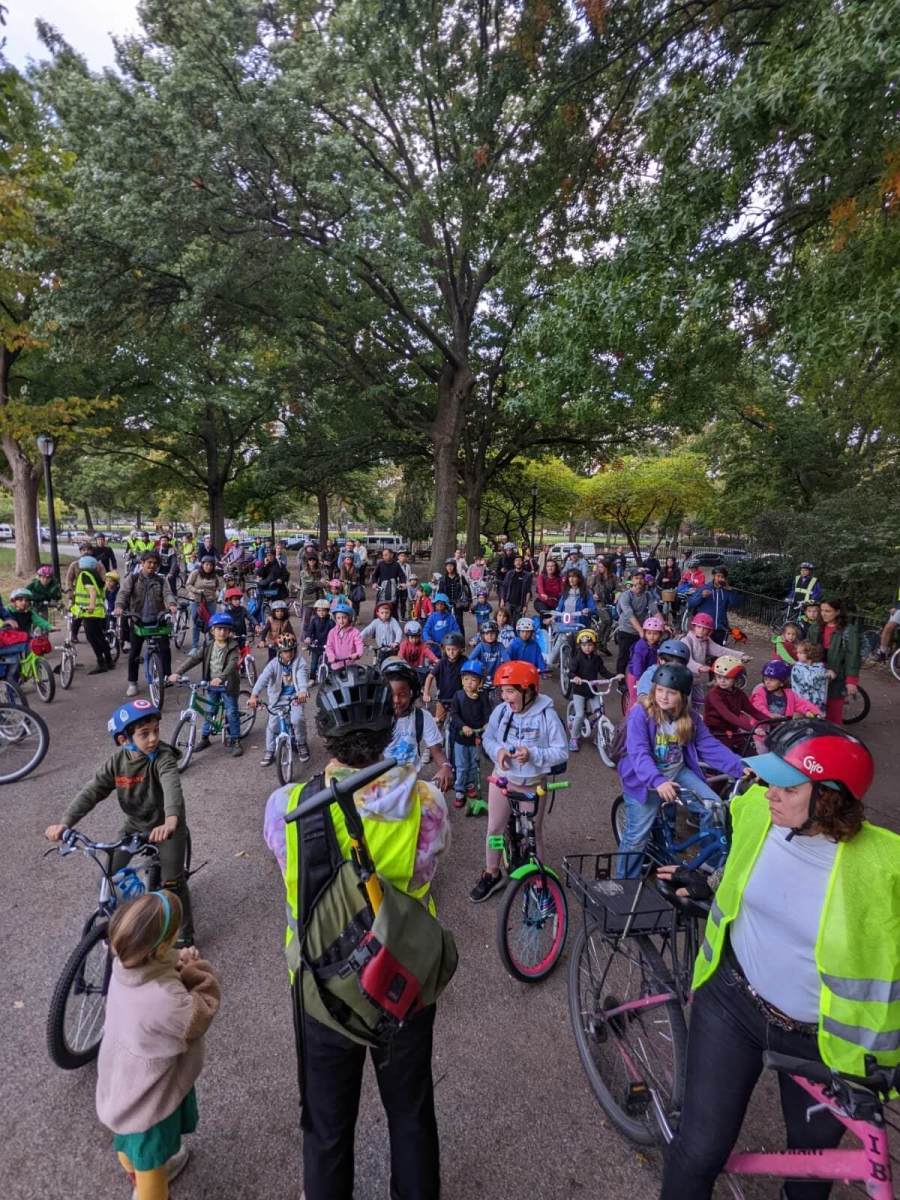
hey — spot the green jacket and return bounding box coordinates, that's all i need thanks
[61,744,185,834]
[807,621,861,698]
[28,577,62,607]
[177,637,241,697]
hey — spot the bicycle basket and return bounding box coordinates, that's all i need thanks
[563,852,674,937]
[0,629,29,650]
[30,634,52,656]
[660,589,678,603]
[133,620,172,638]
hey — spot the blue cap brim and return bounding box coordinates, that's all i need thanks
[742,752,809,787]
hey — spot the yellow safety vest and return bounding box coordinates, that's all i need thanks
[694,785,900,1076]
[792,575,819,603]
[71,570,105,619]
[283,772,430,977]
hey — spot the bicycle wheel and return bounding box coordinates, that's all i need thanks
[567,922,687,1146]
[146,650,164,710]
[243,651,258,686]
[0,677,29,707]
[891,647,900,683]
[611,794,627,845]
[105,627,120,665]
[46,919,111,1069]
[237,688,257,737]
[171,715,196,772]
[842,685,870,725]
[0,705,49,782]
[596,714,616,768]
[317,660,329,685]
[276,734,293,786]
[35,657,56,703]
[173,607,188,650]
[496,870,568,982]
[60,649,75,689]
[859,628,880,664]
[559,638,573,698]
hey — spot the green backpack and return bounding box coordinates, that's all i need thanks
[296,774,458,1047]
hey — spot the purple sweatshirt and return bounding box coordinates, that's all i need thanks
[628,638,658,680]
[617,702,743,803]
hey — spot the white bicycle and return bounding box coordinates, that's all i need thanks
[566,676,621,768]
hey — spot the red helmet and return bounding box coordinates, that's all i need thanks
[690,612,714,630]
[712,654,744,680]
[751,719,874,802]
[224,587,243,601]
[493,660,540,692]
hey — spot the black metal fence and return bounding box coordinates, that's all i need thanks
[730,588,885,658]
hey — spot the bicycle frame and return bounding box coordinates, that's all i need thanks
[488,776,568,883]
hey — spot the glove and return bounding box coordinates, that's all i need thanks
[663,867,713,902]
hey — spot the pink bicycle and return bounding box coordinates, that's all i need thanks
[563,852,898,1196]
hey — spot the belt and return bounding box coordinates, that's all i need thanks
[723,943,818,1038]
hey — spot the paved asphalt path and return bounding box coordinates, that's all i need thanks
[2,600,897,1200]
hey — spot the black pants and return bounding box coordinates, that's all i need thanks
[453,606,467,638]
[296,1001,440,1200]
[83,616,112,667]
[660,962,844,1200]
[126,630,172,684]
[397,590,408,620]
[615,630,639,677]
[112,825,194,943]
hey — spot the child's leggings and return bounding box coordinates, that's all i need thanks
[485,775,546,873]
[117,1152,168,1199]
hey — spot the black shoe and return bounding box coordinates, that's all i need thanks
[229,742,244,757]
[469,871,504,903]
[87,664,105,675]
[297,744,310,763]
[194,736,212,752]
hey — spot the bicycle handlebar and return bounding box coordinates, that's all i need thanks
[576,676,624,694]
[487,774,570,799]
[763,1050,899,1098]
[284,756,398,825]
[55,828,154,857]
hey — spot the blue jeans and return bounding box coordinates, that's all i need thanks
[202,686,240,740]
[616,767,721,879]
[452,741,480,794]
[190,599,217,650]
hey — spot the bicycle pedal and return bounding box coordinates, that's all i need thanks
[624,1081,651,1117]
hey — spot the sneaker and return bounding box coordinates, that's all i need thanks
[297,744,310,763]
[453,792,465,809]
[469,871,504,903]
[260,752,274,766]
[194,736,212,753]
[125,683,139,697]
[465,786,478,799]
[229,742,244,757]
[132,1145,190,1199]
[569,736,580,752]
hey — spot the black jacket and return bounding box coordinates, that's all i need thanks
[571,648,613,698]
[439,573,471,609]
[449,688,493,745]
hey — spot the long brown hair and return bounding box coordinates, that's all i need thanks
[820,598,848,629]
[109,890,182,968]
[640,685,695,745]
[813,783,864,841]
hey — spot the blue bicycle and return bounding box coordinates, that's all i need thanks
[610,775,742,873]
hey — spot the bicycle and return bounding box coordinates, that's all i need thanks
[16,634,56,703]
[563,859,900,1195]
[58,612,79,690]
[0,703,50,782]
[172,596,191,650]
[132,618,172,710]
[566,676,621,767]
[769,599,806,637]
[259,699,305,785]
[103,612,121,664]
[611,778,741,874]
[45,828,192,1070]
[843,684,870,725]
[169,678,257,771]
[238,639,258,685]
[488,774,570,982]
[543,611,592,697]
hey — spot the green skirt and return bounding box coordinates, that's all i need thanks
[113,1088,198,1172]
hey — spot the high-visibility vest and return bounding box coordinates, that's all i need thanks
[71,570,105,619]
[694,785,900,1076]
[793,575,819,603]
[282,773,429,977]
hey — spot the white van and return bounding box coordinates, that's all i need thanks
[548,542,597,565]
[0,524,14,541]
[363,534,404,552]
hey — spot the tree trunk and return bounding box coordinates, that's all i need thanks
[317,491,329,548]
[5,445,40,578]
[201,407,226,549]
[135,509,142,528]
[207,484,226,552]
[430,363,473,571]
[83,503,94,533]
[464,475,484,560]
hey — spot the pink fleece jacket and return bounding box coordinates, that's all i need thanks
[325,623,364,666]
[750,683,822,719]
[96,951,220,1134]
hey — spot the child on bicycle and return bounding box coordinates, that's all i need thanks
[96,890,219,1200]
[684,612,748,682]
[44,699,196,945]
[421,593,460,656]
[249,631,310,765]
[411,579,433,622]
[508,615,546,671]
[304,597,334,679]
[169,612,244,758]
[615,663,745,879]
[635,637,692,698]
[771,620,802,665]
[790,639,830,715]
[750,659,823,740]
[467,619,509,679]
[28,563,62,615]
[397,619,438,687]
[422,631,465,730]
[470,660,568,902]
[257,598,294,662]
[360,600,403,664]
[324,598,363,669]
[495,604,515,650]
[702,654,767,750]
[472,587,492,629]
[327,577,347,613]
[4,587,53,637]
[449,659,492,809]
[222,586,251,646]
[568,628,619,752]
[626,614,666,702]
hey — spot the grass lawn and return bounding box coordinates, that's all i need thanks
[0,545,77,599]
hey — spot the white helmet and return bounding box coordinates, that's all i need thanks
[403,620,422,636]
[515,616,533,633]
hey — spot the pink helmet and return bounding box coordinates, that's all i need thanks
[37,565,54,578]
[643,615,666,632]
[690,612,715,630]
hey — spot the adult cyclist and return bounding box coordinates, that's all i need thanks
[786,562,822,607]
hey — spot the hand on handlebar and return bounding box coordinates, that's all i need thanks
[657,780,679,803]
[656,864,714,902]
[44,823,67,842]
[149,815,178,844]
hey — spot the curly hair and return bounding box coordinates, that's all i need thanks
[813,782,864,842]
[323,725,392,769]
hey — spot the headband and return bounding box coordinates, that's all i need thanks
[151,891,173,949]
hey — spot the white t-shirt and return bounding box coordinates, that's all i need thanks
[387,708,441,769]
[731,826,837,1023]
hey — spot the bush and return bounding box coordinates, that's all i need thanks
[727,557,793,600]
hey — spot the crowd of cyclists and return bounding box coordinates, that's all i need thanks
[22,526,899,1200]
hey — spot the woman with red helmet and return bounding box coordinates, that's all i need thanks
[658,719,898,1200]
[469,660,568,903]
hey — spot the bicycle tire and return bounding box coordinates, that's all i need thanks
[611,794,627,846]
[496,870,568,982]
[60,649,75,689]
[596,715,616,768]
[46,919,111,1069]
[891,647,900,683]
[0,705,50,782]
[35,657,56,703]
[559,638,573,698]
[244,652,258,686]
[173,608,189,650]
[0,677,29,708]
[172,715,196,772]
[105,628,120,664]
[567,923,687,1146]
[842,685,870,726]
[276,734,293,786]
[237,688,256,737]
[146,651,164,710]
[316,660,329,685]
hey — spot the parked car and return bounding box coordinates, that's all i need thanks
[548,541,598,565]
[685,552,725,569]
[720,548,752,562]
[0,524,13,541]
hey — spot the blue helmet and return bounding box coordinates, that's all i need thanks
[460,659,484,678]
[107,699,160,741]
[78,555,99,570]
[332,598,354,615]
[432,592,450,606]
[658,638,690,663]
[207,612,234,630]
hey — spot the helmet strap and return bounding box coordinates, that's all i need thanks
[785,784,821,842]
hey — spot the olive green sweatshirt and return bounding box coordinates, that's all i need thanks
[61,744,185,833]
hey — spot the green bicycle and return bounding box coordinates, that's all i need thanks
[169,678,257,771]
[17,637,56,704]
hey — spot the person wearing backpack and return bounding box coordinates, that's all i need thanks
[262,665,453,1200]
[379,656,454,789]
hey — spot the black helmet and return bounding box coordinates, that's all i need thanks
[480,620,499,635]
[442,631,465,648]
[651,663,693,696]
[379,655,421,698]
[315,664,394,738]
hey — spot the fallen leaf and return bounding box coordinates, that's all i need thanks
[13,1001,24,1009]
[235,850,249,858]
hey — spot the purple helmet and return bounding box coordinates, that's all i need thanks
[762,660,791,684]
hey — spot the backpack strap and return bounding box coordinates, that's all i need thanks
[297,772,343,930]
[415,706,424,753]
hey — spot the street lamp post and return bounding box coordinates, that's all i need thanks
[36,433,61,583]
[530,484,538,557]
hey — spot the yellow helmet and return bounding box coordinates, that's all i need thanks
[575,628,597,646]
[106,570,120,582]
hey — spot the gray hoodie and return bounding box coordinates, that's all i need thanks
[482,693,568,784]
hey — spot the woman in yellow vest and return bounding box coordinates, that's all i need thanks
[71,554,114,674]
[658,719,898,1200]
